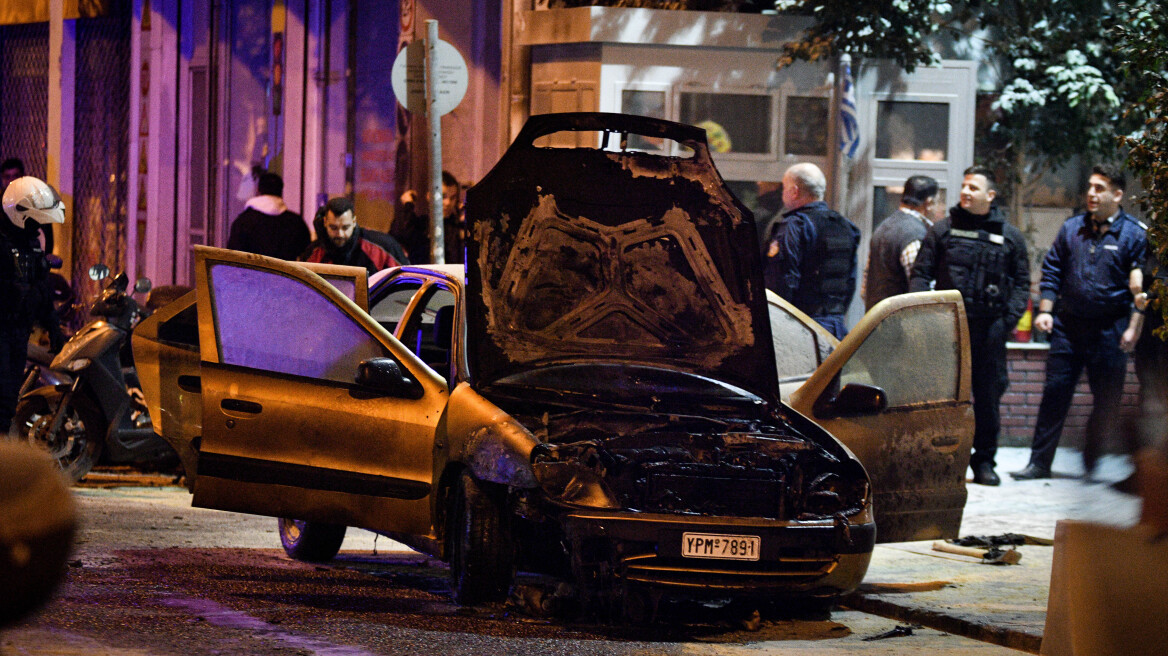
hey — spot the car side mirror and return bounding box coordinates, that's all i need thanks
[814,382,888,419]
[356,357,421,398]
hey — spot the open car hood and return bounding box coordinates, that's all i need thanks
[465,113,779,402]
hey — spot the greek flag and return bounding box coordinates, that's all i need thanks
[839,55,860,159]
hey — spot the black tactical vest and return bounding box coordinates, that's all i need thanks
[794,207,859,316]
[935,223,1011,318]
[0,231,51,325]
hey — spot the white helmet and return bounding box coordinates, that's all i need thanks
[3,176,65,229]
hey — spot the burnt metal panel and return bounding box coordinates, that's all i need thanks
[465,112,778,401]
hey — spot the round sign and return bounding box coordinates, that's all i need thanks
[391,38,468,116]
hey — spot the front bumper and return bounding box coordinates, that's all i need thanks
[560,508,875,596]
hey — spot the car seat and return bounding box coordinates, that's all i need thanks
[419,304,454,375]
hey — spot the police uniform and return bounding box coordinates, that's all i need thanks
[910,204,1031,476]
[764,200,861,339]
[0,225,60,429]
[1024,210,1147,475]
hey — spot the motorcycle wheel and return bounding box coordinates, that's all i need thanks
[277,518,346,562]
[8,395,103,484]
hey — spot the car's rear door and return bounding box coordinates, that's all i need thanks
[788,291,974,543]
[190,246,448,536]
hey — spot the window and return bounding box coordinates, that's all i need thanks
[209,264,386,384]
[370,281,422,333]
[398,285,457,379]
[839,304,959,407]
[875,101,949,161]
[769,302,830,381]
[679,92,771,154]
[621,89,669,152]
[784,96,829,156]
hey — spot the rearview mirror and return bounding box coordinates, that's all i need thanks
[813,382,888,419]
[356,358,422,398]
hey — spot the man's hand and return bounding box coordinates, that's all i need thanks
[1121,312,1144,353]
[1033,311,1054,333]
[400,189,417,205]
[1121,325,1139,353]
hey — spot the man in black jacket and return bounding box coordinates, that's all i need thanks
[910,166,1031,486]
[227,172,309,261]
[1,177,65,430]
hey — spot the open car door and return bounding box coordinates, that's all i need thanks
[189,246,448,536]
[788,291,974,543]
[296,262,369,311]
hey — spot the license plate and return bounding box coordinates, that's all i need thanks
[681,532,760,561]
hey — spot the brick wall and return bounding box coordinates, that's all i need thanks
[1000,343,1142,449]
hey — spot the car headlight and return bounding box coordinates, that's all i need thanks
[532,443,621,509]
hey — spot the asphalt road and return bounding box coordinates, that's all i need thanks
[1,469,1030,655]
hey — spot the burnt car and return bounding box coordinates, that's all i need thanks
[133,113,972,610]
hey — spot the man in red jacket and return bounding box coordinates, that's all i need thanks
[301,197,400,273]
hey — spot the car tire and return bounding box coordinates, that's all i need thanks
[277,518,346,562]
[449,469,514,605]
[8,394,102,484]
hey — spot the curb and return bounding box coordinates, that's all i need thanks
[842,592,1043,654]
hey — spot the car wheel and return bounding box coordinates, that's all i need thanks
[277,518,346,562]
[8,394,102,484]
[449,469,515,605]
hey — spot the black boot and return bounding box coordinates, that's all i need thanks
[972,462,1001,486]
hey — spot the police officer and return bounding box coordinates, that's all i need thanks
[910,166,1031,486]
[764,162,861,339]
[1012,165,1147,481]
[1,176,66,430]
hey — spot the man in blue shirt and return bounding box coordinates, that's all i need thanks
[1013,165,1148,480]
[764,163,860,339]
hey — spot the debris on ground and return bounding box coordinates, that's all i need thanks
[862,624,922,641]
[933,541,1022,565]
[951,533,1053,547]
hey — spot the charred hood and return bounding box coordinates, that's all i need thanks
[466,113,778,401]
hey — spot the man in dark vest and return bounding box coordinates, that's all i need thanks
[864,175,939,309]
[764,162,860,339]
[910,166,1031,486]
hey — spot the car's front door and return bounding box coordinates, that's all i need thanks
[788,291,974,543]
[190,247,448,536]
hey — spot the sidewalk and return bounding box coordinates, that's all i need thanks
[845,446,1143,653]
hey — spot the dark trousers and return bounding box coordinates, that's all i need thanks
[1134,317,1168,452]
[0,325,31,430]
[969,316,1009,470]
[1028,314,1129,472]
[812,314,847,340]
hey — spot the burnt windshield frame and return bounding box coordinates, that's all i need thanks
[485,363,767,411]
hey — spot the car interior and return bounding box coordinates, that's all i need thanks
[396,286,457,384]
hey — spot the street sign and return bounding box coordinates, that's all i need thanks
[391,38,468,116]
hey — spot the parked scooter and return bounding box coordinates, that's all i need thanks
[8,265,178,482]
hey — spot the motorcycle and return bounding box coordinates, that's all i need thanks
[8,265,178,483]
